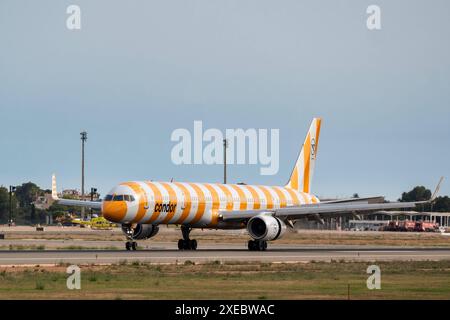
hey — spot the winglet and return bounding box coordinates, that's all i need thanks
[430,176,444,202]
[51,174,59,200]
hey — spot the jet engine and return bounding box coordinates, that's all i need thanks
[122,224,159,240]
[246,215,286,241]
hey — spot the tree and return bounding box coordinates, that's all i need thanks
[433,196,450,212]
[399,186,432,202]
[0,186,9,223]
[14,182,41,208]
[47,202,81,217]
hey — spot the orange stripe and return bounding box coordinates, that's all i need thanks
[145,182,163,223]
[245,185,260,210]
[122,182,147,223]
[272,186,287,208]
[258,185,274,209]
[291,167,299,190]
[204,184,220,210]
[303,132,311,193]
[209,210,219,227]
[173,182,192,224]
[160,182,178,224]
[230,185,247,210]
[188,183,205,225]
[204,184,220,226]
[314,119,321,157]
[284,187,300,206]
[217,184,233,210]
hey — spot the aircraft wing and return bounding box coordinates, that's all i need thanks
[51,174,102,210]
[220,200,426,222]
[319,196,385,204]
[220,177,444,223]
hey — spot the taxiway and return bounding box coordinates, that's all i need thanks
[1,244,450,266]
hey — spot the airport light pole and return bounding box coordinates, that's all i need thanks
[9,186,16,226]
[223,139,228,184]
[80,131,87,220]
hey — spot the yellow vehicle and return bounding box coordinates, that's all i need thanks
[71,216,117,230]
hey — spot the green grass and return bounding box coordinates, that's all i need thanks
[35,281,45,290]
[0,260,449,299]
[1,245,47,251]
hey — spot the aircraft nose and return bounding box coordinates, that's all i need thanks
[102,201,127,222]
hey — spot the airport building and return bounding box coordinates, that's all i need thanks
[296,211,450,231]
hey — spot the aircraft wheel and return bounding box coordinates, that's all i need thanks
[260,241,267,251]
[178,239,184,250]
[248,240,257,251]
[178,239,198,250]
[248,240,267,251]
[131,242,138,251]
[125,242,131,251]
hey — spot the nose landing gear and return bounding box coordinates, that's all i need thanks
[123,224,138,251]
[178,226,197,250]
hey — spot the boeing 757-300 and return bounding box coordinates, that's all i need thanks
[51,118,443,251]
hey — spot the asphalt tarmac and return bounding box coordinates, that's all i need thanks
[1,242,450,266]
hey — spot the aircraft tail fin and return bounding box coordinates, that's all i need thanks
[285,118,322,194]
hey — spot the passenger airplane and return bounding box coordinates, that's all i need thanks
[51,118,443,251]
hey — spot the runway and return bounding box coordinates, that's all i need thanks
[1,244,450,265]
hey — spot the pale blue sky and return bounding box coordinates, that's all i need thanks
[0,0,449,200]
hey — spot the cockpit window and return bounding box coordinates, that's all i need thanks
[124,195,135,201]
[108,194,135,201]
[113,195,124,201]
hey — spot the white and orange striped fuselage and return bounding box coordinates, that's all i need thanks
[102,182,320,229]
[101,118,322,230]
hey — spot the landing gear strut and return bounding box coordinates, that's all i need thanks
[178,226,197,250]
[248,240,267,251]
[123,224,138,251]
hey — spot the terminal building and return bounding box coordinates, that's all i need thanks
[296,211,450,231]
[295,197,450,231]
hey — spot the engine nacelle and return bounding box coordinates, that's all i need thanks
[247,215,286,241]
[122,224,159,240]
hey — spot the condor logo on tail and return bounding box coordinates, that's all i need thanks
[154,202,177,213]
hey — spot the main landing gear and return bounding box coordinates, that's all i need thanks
[125,241,137,251]
[123,224,138,251]
[178,226,197,250]
[248,240,267,251]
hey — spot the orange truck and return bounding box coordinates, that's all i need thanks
[398,220,416,232]
[414,221,439,232]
